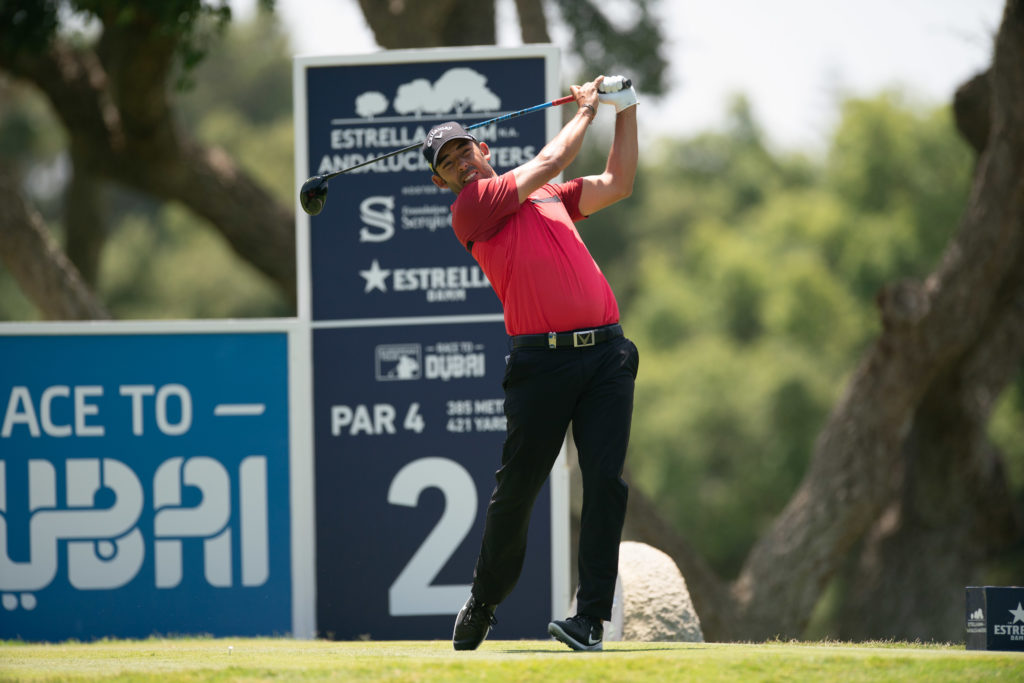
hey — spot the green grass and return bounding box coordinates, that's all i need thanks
[1,638,1021,682]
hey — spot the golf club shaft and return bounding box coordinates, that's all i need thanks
[464,93,575,134]
[317,94,576,182]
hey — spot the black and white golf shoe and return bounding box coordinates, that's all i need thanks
[548,614,604,651]
[452,595,496,650]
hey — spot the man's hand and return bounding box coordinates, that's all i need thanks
[571,76,602,117]
[514,76,603,203]
[598,76,639,113]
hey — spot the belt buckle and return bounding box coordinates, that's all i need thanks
[573,330,595,347]
[548,332,557,349]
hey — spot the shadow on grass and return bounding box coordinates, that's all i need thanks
[497,643,698,654]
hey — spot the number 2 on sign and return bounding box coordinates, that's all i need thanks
[387,457,476,616]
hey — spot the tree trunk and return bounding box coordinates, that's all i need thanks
[837,225,1024,640]
[357,0,496,48]
[515,0,551,43]
[0,165,110,320]
[64,148,106,287]
[113,140,296,303]
[723,0,1024,640]
[954,71,991,154]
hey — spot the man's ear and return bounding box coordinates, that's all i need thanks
[431,173,448,190]
[479,141,491,162]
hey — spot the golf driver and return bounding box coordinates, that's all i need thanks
[298,79,630,216]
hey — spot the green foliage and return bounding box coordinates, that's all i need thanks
[177,10,292,126]
[572,95,982,577]
[600,92,982,576]
[92,12,294,318]
[99,204,288,319]
[826,93,972,285]
[0,267,38,321]
[551,0,667,95]
[0,1,237,88]
[988,372,1024,498]
[179,14,295,203]
[0,81,69,322]
[985,371,1024,587]
[0,0,60,60]
[629,335,835,575]
[0,9,294,321]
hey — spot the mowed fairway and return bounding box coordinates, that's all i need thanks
[1,638,1021,682]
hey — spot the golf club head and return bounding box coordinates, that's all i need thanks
[300,176,329,215]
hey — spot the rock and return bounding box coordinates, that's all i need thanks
[606,541,704,642]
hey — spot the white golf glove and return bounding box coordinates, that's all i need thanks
[598,75,639,113]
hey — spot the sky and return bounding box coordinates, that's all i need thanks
[233,0,1004,152]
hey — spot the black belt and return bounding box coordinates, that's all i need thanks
[511,324,623,350]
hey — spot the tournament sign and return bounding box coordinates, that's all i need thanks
[294,46,569,640]
[0,331,294,641]
[299,47,559,322]
[312,321,558,640]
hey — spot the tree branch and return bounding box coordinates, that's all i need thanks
[156,141,297,303]
[96,6,178,144]
[3,32,296,306]
[357,0,458,48]
[0,164,110,320]
[64,147,106,287]
[839,259,1024,640]
[954,71,991,154]
[515,0,551,43]
[3,39,121,152]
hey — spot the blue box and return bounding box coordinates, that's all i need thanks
[966,586,1024,651]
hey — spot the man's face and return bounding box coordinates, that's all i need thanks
[431,139,495,194]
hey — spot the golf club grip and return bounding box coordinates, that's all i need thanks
[598,77,632,92]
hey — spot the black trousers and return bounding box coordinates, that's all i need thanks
[471,334,639,621]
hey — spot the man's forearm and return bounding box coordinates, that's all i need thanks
[535,106,596,175]
[513,79,602,202]
[605,106,638,186]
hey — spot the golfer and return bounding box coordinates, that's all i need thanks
[422,75,639,652]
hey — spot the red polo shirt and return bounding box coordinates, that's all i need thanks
[451,171,620,336]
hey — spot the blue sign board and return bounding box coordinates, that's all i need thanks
[312,321,553,639]
[298,46,566,641]
[0,332,292,641]
[966,586,1024,651]
[304,53,550,322]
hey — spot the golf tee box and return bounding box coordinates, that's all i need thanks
[966,586,1024,651]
